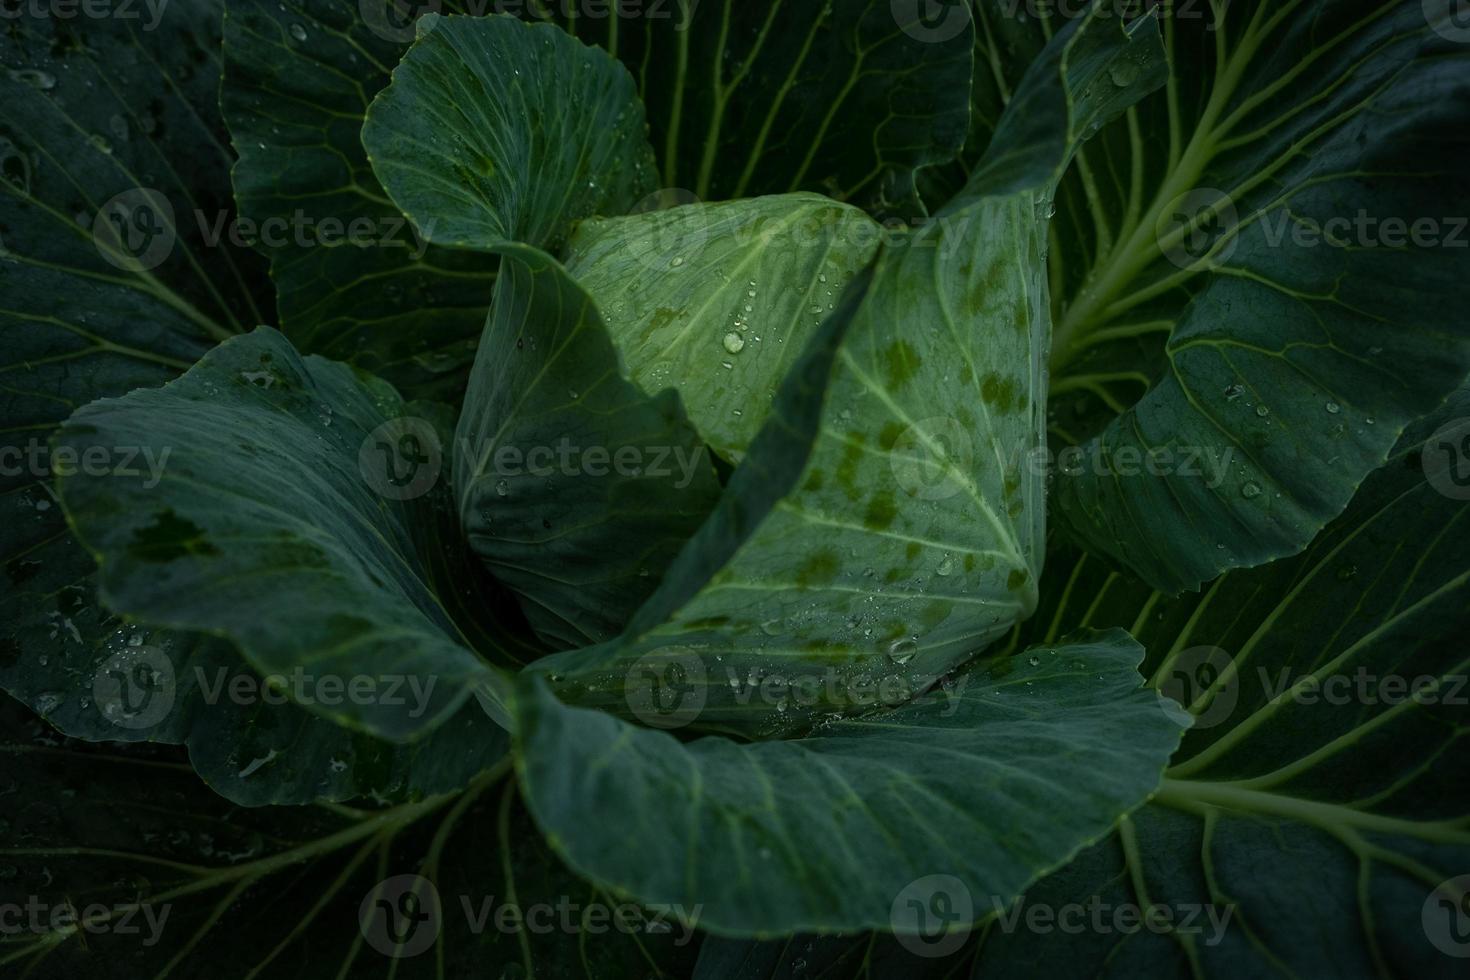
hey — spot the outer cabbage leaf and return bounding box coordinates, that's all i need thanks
[54,328,517,741]
[0,3,268,709]
[968,382,1470,977]
[361,13,658,252]
[3,4,466,810]
[0,697,695,976]
[222,0,498,397]
[517,630,1188,935]
[556,0,974,210]
[1036,0,1470,592]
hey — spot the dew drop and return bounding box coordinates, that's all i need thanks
[1223,383,1244,401]
[1255,405,1270,418]
[289,23,308,42]
[494,479,509,497]
[1109,62,1140,87]
[1241,481,1262,499]
[885,637,918,664]
[9,68,56,92]
[722,331,745,354]
[1325,401,1341,414]
[0,137,28,193]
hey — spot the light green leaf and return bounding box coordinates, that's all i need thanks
[54,328,519,741]
[222,0,498,398]
[456,245,722,649]
[532,10,1167,736]
[517,630,1188,936]
[562,193,882,459]
[362,13,658,252]
[1044,0,1470,591]
[975,385,1470,976]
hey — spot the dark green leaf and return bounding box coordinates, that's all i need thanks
[6,625,509,807]
[222,0,498,398]
[54,328,519,741]
[0,3,398,806]
[1045,0,1470,591]
[362,12,658,252]
[564,0,975,210]
[456,245,722,648]
[0,696,696,977]
[517,630,1187,936]
[974,385,1470,977]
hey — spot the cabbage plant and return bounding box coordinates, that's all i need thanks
[2,0,1468,976]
